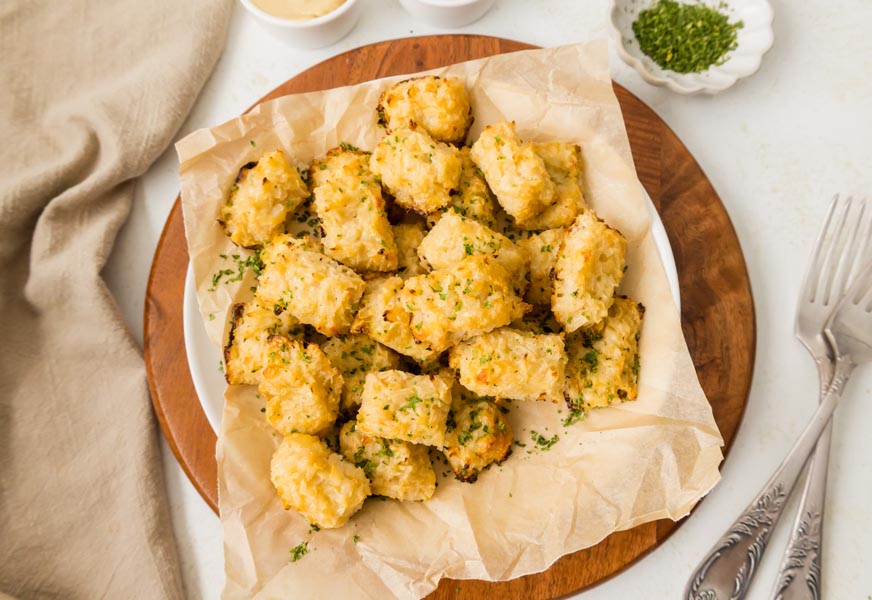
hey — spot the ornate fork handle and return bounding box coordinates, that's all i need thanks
[685,358,854,600]
[770,358,834,600]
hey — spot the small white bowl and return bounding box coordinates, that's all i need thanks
[609,0,774,95]
[399,0,496,28]
[239,0,361,49]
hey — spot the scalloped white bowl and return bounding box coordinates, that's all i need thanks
[609,0,774,95]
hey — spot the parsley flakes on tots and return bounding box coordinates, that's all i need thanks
[215,74,644,529]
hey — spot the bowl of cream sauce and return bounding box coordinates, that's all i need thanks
[240,0,361,48]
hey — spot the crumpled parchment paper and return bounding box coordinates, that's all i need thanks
[176,40,723,600]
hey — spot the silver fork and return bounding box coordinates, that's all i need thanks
[684,198,872,600]
[772,197,872,600]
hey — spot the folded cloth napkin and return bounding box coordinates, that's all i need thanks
[0,1,232,598]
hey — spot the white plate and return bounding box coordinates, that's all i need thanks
[184,189,681,434]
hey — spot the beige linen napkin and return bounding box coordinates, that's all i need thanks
[0,1,232,598]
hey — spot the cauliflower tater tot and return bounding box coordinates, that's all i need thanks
[449,327,567,402]
[377,76,473,144]
[259,336,343,435]
[370,128,462,215]
[519,142,587,231]
[223,300,305,386]
[310,149,398,272]
[270,433,370,529]
[430,147,496,228]
[399,255,529,352]
[516,228,563,305]
[356,370,453,447]
[256,235,366,336]
[321,334,402,414]
[469,122,555,225]
[351,276,441,363]
[443,392,512,482]
[262,233,323,259]
[564,297,644,412]
[510,304,563,336]
[417,212,529,293]
[339,420,436,501]
[552,211,627,332]
[393,222,428,279]
[220,150,309,248]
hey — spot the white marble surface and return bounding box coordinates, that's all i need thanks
[103,1,872,598]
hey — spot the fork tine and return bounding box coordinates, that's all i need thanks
[834,198,872,301]
[814,196,853,305]
[845,198,872,289]
[848,260,872,308]
[847,198,872,281]
[824,199,868,305]
[804,195,845,303]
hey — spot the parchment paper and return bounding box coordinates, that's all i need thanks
[176,41,724,600]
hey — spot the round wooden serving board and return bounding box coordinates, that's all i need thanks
[144,35,755,599]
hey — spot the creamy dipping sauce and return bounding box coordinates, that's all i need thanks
[251,0,345,20]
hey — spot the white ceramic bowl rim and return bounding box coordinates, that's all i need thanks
[239,0,358,28]
[408,0,488,6]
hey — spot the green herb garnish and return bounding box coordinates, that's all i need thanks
[562,409,586,427]
[530,430,559,451]
[210,248,263,291]
[580,348,599,374]
[398,393,423,413]
[632,0,743,74]
[289,541,309,562]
